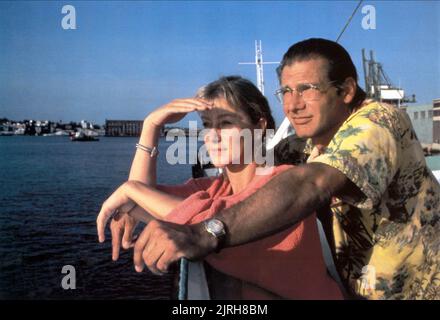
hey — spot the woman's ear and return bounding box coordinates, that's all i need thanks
[341,77,357,104]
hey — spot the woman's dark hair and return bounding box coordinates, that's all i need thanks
[277,38,366,110]
[196,76,276,135]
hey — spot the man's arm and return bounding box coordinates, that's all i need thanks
[217,162,361,246]
[132,162,364,274]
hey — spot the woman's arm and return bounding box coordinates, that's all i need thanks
[97,180,186,242]
[127,204,155,224]
[128,99,212,187]
[128,121,161,187]
[125,181,184,219]
[99,98,212,258]
[110,197,186,261]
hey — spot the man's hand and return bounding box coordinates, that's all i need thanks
[110,212,139,261]
[133,220,218,275]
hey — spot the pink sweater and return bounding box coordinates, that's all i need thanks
[159,165,343,300]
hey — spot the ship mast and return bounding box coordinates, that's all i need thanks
[362,49,416,107]
[238,40,278,95]
[239,41,293,149]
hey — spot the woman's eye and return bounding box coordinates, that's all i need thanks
[220,121,233,127]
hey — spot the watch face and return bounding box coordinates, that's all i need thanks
[207,219,224,234]
[204,219,225,252]
[209,220,222,232]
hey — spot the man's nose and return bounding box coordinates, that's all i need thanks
[283,93,305,114]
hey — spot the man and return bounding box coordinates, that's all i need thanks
[108,38,440,299]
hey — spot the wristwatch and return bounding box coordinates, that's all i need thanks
[203,218,226,253]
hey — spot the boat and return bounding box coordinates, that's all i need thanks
[0,131,14,136]
[0,124,15,136]
[70,131,99,142]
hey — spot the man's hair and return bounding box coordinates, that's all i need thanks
[196,76,276,134]
[277,38,366,110]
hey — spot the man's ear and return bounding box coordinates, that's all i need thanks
[340,77,357,104]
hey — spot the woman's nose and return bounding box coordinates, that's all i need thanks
[205,128,221,143]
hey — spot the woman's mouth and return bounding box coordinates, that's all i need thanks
[209,148,226,154]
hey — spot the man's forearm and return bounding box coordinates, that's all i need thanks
[216,165,333,247]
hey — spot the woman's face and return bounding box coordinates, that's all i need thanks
[200,98,256,168]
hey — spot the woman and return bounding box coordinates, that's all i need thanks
[96,76,343,299]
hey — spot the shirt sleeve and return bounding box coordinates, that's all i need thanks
[309,104,400,209]
[156,177,215,198]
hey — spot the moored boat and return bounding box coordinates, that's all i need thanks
[70,131,99,141]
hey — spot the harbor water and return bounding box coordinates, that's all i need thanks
[1,136,440,299]
[0,136,194,299]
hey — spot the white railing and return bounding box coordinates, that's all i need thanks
[433,170,440,182]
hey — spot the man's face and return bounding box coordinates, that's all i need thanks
[280,58,347,143]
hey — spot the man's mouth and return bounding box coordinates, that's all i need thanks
[291,117,313,125]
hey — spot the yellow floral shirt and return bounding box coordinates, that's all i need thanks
[307,100,440,300]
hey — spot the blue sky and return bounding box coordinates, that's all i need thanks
[1,0,439,126]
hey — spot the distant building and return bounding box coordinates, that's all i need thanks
[433,98,440,143]
[406,104,433,144]
[105,120,144,137]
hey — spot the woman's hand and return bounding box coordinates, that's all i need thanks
[110,212,139,261]
[144,98,212,128]
[96,182,136,243]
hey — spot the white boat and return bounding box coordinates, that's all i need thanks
[70,131,99,142]
[14,128,25,135]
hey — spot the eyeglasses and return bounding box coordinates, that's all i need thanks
[274,81,338,103]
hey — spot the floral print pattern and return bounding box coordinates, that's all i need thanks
[308,100,440,299]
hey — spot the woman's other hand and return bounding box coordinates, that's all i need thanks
[110,212,139,261]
